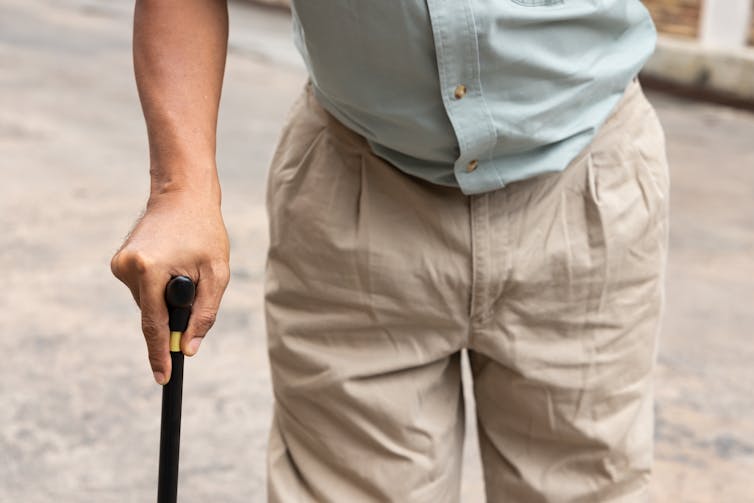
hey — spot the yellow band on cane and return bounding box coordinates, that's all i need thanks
[170,331,182,353]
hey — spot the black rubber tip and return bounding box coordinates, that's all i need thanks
[165,276,195,309]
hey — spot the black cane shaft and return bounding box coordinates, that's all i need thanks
[158,351,184,503]
[157,276,194,503]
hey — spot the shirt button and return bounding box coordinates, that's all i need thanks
[466,159,478,172]
[454,84,467,100]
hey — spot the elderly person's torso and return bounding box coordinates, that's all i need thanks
[290,0,656,194]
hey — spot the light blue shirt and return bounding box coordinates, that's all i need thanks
[290,1,656,195]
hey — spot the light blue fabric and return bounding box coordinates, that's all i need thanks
[290,0,656,195]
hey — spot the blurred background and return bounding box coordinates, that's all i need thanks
[1,0,752,501]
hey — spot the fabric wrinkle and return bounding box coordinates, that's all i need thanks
[584,153,610,314]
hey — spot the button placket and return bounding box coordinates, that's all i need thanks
[425,0,497,192]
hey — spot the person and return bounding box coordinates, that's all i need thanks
[111,0,670,501]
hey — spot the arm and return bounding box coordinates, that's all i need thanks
[111,0,230,384]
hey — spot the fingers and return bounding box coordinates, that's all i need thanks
[112,245,230,378]
[181,261,229,356]
[139,272,172,384]
[111,249,172,384]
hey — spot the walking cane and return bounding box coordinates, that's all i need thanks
[158,275,195,503]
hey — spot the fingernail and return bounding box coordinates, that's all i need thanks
[153,371,166,385]
[188,338,202,355]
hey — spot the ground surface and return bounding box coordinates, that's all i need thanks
[1,1,753,501]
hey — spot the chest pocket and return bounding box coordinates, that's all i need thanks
[510,0,564,5]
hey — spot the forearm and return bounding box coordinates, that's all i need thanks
[133,0,229,196]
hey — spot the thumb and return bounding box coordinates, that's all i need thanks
[181,263,229,356]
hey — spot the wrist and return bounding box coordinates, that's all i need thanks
[148,160,222,204]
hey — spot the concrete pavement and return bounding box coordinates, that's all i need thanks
[1,1,753,501]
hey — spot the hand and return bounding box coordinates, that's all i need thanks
[111,188,230,384]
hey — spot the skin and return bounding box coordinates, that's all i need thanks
[111,0,231,385]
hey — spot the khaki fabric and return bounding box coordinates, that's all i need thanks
[263,78,670,502]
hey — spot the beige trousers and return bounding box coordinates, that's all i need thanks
[264,78,670,502]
